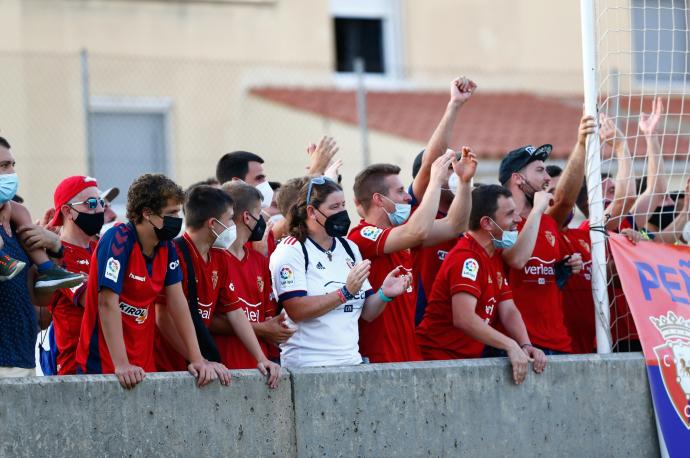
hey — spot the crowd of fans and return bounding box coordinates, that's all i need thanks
[0,77,683,388]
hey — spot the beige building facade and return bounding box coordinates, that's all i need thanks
[0,0,625,215]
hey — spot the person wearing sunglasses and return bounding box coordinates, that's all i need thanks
[76,174,224,389]
[269,177,411,369]
[41,176,108,375]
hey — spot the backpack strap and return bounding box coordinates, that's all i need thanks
[299,240,309,273]
[337,237,356,261]
[173,237,221,363]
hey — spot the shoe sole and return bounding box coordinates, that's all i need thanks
[35,275,84,291]
[0,261,27,282]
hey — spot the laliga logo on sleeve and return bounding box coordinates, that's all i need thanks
[461,258,479,281]
[361,226,383,241]
[105,257,120,282]
[279,265,295,286]
[650,311,690,429]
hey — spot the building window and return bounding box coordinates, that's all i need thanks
[334,17,385,73]
[632,0,690,82]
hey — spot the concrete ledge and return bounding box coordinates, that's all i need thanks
[0,370,295,458]
[290,353,659,458]
[0,354,660,457]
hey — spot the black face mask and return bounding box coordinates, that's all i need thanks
[318,209,351,237]
[151,215,183,241]
[648,205,677,230]
[246,213,266,242]
[72,210,105,237]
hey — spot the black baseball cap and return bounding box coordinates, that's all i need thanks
[498,144,552,185]
[412,149,425,179]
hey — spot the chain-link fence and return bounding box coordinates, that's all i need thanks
[2,50,426,220]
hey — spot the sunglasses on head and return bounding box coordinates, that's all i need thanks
[70,197,105,210]
[306,176,336,205]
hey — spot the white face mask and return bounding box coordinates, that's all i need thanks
[682,221,690,244]
[99,221,117,238]
[255,181,274,209]
[446,173,459,195]
[269,214,284,225]
[212,220,237,249]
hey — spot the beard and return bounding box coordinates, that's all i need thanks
[519,180,540,206]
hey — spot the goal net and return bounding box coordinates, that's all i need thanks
[585,0,690,352]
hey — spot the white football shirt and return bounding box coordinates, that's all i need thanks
[269,236,373,368]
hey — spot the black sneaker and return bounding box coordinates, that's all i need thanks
[0,254,26,281]
[35,265,84,292]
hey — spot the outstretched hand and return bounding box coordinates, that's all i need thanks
[429,150,454,186]
[451,146,478,184]
[380,266,412,298]
[307,136,339,176]
[639,97,664,136]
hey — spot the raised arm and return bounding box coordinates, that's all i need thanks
[424,146,477,246]
[600,114,637,229]
[546,115,595,227]
[630,97,667,228]
[306,136,339,177]
[502,191,552,269]
[653,177,690,244]
[383,152,453,254]
[412,77,476,202]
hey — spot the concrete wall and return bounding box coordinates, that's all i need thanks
[0,354,659,457]
[0,370,296,458]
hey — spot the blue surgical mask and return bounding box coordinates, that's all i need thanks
[0,173,18,204]
[488,217,518,249]
[382,195,411,226]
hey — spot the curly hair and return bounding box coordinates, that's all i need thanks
[126,173,185,223]
[288,179,342,242]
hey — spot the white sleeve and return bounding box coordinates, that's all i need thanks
[269,240,308,302]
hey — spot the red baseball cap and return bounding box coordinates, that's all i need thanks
[50,176,100,226]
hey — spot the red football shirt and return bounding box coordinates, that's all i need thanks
[507,214,572,353]
[558,229,595,353]
[410,209,457,325]
[49,241,95,375]
[155,233,240,372]
[348,220,421,363]
[76,223,182,374]
[417,234,513,359]
[215,246,276,369]
[578,219,638,345]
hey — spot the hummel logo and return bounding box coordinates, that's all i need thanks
[129,273,145,282]
[316,262,326,270]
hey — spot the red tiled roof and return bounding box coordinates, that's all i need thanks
[250,87,690,160]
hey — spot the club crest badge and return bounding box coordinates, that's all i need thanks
[257,275,264,293]
[650,311,690,429]
[544,231,556,247]
[211,271,218,290]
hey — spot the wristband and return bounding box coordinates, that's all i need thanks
[336,289,347,304]
[377,288,393,303]
[520,343,533,350]
[340,286,356,301]
[47,245,65,259]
